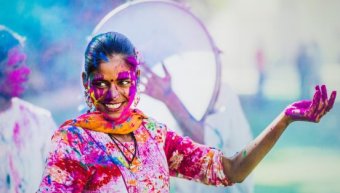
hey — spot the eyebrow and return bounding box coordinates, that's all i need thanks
[91,73,104,81]
[7,53,26,66]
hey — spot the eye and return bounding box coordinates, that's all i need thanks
[118,79,131,86]
[12,62,21,69]
[93,81,109,89]
[10,59,24,70]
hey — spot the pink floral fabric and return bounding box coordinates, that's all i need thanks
[38,117,231,192]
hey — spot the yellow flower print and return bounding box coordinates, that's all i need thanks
[169,150,184,170]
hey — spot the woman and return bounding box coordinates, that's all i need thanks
[38,32,336,192]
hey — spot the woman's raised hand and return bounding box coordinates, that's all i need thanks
[139,62,173,101]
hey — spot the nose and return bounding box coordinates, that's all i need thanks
[106,84,119,100]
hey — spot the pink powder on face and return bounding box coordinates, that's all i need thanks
[1,47,30,97]
[123,71,137,120]
[7,47,27,67]
[117,71,130,80]
[128,71,137,98]
[3,66,30,97]
[125,56,138,69]
[113,71,137,122]
[87,63,139,122]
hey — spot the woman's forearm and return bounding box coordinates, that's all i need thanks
[222,112,292,183]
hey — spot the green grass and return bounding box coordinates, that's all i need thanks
[253,147,340,193]
[255,184,299,193]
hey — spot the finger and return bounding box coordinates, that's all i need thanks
[311,89,321,109]
[315,85,320,92]
[308,90,321,117]
[161,63,171,78]
[314,103,326,122]
[315,113,323,123]
[320,84,329,109]
[140,63,154,75]
[321,85,328,101]
[314,85,325,112]
[326,91,337,111]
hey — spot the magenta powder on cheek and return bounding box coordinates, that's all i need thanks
[3,67,30,96]
[125,56,138,69]
[128,71,137,97]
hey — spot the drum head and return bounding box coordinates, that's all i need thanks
[92,0,221,130]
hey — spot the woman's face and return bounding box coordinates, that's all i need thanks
[0,46,30,97]
[86,54,138,121]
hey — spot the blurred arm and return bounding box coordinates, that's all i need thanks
[140,63,204,143]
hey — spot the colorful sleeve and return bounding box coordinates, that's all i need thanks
[164,130,233,186]
[37,126,91,192]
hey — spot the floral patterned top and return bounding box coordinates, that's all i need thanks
[38,116,232,192]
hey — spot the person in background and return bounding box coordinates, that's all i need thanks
[0,25,57,193]
[38,31,336,192]
[255,46,266,105]
[141,63,254,193]
[296,42,321,99]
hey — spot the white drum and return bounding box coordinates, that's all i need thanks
[92,0,221,130]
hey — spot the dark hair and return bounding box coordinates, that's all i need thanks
[84,32,139,76]
[0,26,24,64]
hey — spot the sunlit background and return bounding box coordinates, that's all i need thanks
[1,0,340,193]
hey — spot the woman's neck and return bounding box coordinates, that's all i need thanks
[110,133,133,142]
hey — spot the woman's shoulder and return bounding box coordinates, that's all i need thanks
[142,116,167,132]
[12,97,53,118]
[52,121,85,139]
[140,116,168,144]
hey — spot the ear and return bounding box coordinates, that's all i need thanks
[81,72,88,88]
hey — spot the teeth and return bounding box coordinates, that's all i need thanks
[105,103,122,109]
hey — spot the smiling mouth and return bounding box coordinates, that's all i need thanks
[105,103,123,111]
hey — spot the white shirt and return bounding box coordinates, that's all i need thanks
[0,97,56,193]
